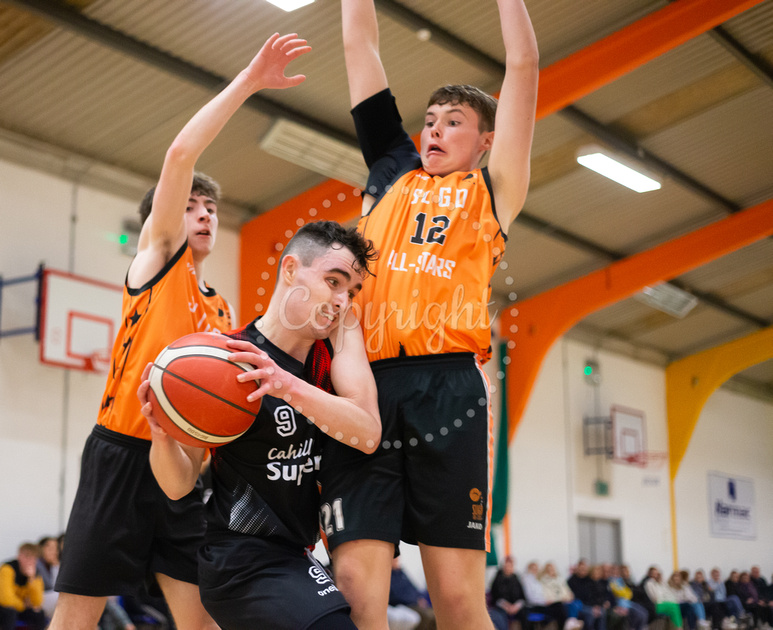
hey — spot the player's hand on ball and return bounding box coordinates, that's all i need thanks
[226,339,294,403]
[137,362,168,437]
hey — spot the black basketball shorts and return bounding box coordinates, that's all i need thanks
[55,425,205,596]
[319,353,493,551]
[198,535,350,629]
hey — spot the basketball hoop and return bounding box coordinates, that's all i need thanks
[623,451,668,468]
[85,350,111,375]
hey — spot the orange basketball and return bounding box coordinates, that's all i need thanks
[148,332,261,448]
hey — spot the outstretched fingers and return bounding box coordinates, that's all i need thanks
[250,32,311,90]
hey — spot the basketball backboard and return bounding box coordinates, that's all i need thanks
[611,405,646,467]
[39,268,123,372]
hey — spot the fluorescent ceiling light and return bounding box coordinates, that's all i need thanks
[634,282,698,318]
[577,144,661,193]
[265,0,314,11]
[261,119,368,188]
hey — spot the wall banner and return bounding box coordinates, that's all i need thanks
[708,471,755,540]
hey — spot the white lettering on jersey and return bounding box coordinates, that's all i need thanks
[268,438,314,460]
[266,455,322,485]
[274,405,297,437]
[409,186,469,209]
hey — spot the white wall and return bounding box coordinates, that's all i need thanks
[676,388,773,574]
[0,157,239,561]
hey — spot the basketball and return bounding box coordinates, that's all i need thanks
[148,332,261,448]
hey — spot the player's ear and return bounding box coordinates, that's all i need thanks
[479,130,494,153]
[280,254,298,283]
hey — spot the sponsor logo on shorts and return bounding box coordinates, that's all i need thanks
[274,405,297,437]
[469,486,484,527]
[309,565,332,585]
[309,565,340,596]
[318,584,339,596]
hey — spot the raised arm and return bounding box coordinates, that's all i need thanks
[341,0,389,107]
[129,33,311,287]
[486,0,539,231]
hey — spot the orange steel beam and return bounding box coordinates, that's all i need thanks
[499,198,773,442]
[239,0,763,323]
[536,0,764,119]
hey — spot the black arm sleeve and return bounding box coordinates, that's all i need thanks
[351,88,421,203]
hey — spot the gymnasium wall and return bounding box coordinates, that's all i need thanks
[675,388,773,573]
[502,339,674,582]
[1,155,771,590]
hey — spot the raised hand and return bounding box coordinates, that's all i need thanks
[243,32,311,92]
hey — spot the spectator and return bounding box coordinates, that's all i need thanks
[670,571,709,630]
[389,556,436,630]
[644,566,684,629]
[708,567,744,624]
[679,571,711,630]
[541,562,583,628]
[738,572,762,628]
[692,569,728,630]
[621,564,657,623]
[522,561,568,628]
[749,567,772,630]
[726,571,743,601]
[0,542,47,630]
[608,564,649,630]
[36,535,60,619]
[569,562,614,630]
[490,556,528,629]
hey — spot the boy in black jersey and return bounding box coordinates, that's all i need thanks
[139,221,381,630]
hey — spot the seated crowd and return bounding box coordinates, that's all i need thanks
[3,537,770,630]
[486,558,773,630]
[0,537,170,630]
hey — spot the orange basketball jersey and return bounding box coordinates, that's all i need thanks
[97,244,233,440]
[356,167,505,362]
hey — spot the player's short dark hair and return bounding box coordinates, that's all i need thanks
[427,85,498,133]
[138,171,221,225]
[281,221,378,277]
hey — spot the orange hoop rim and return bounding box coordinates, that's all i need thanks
[85,350,110,374]
[622,451,668,468]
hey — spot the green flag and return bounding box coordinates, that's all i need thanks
[487,342,510,566]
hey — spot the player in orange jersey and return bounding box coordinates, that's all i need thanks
[50,33,311,630]
[319,1,539,628]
